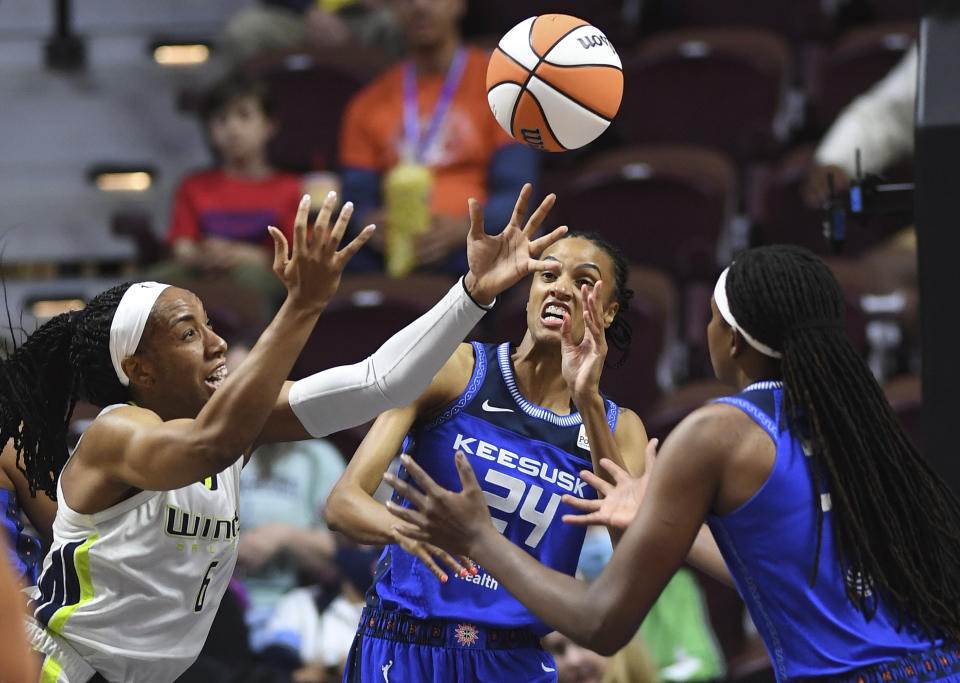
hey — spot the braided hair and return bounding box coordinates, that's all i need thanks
[725,244,960,642]
[0,282,134,499]
[564,231,634,368]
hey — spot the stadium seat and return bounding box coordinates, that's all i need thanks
[460,1,636,48]
[289,273,459,380]
[245,46,390,173]
[617,28,791,162]
[809,21,916,129]
[559,145,736,285]
[662,0,830,43]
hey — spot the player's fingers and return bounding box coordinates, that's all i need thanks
[268,226,288,275]
[385,499,430,528]
[391,522,430,543]
[337,224,376,263]
[526,257,562,275]
[598,457,633,484]
[522,192,556,238]
[326,200,353,253]
[399,454,446,498]
[459,556,479,575]
[412,544,450,583]
[466,198,485,241]
[560,512,604,526]
[529,225,568,255]
[560,313,573,349]
[293,194,311,256]
[383,471,427,511]
[311,190,338,248]
[643,438,659,473]
[507,183,532,229]
[561,493,601,512]
[579,468,613,496]
[432,546,468,578]
[454,451,482,493]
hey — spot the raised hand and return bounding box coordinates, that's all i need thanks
[561,439,659,531]
[462,183,568,305]
[561,281,609,401]
[384,452,495,559]
[269,191,375,313]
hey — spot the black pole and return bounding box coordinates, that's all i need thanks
[45,0,86,70]
[915,0,960,492]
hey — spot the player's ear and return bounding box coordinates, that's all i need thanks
[602,301,618,328]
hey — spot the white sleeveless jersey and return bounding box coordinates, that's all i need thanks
[31,406,243,683]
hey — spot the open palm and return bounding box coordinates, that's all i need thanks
[465,183,568,302]
[561,281,609,398]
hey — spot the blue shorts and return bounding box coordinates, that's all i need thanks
[343,606,558,683]
[807,645,960,683]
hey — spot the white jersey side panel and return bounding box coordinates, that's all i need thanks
[32,420,243,683]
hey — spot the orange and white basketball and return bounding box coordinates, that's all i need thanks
[486,14,624,152]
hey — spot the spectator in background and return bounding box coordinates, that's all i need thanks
[150,73,302,314]
[802,43,918,337]
[257,544,380,682]
[227,344,347,654]
[803,43,916,208]
[219,0,404,66]
[338,0,539,276]
[542,628,658,683]
[577,527,725,683]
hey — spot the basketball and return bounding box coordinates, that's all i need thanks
[486,14,623,152]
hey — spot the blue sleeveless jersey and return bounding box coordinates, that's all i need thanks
[2,488,42,583]
[708,381,938,681]
[370,342,619,635]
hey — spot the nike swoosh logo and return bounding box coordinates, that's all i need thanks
[541,663,556,672]
[481,399,514,413]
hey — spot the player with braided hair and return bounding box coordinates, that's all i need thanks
[327,232,646,682]
[1,183,565,683]
[386,243,960,683]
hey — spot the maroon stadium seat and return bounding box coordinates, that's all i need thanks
[617,28,791,162]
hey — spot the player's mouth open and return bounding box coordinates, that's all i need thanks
[541,303,569,327]
[204,365,228,391]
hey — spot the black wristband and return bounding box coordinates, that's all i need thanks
[461,276,494,311]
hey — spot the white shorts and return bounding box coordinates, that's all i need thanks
[25,618,100,683]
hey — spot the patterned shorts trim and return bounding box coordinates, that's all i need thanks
[803,644,960,683]
[357,606,542,651]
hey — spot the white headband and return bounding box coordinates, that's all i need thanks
[110,281,171,386]
[714,267,783,359]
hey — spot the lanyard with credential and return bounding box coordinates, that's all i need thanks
[402,47,468,164]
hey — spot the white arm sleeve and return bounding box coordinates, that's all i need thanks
[288,278,491,437]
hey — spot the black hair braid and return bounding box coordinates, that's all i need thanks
[0,283,132,498]
[566,231,634,368]
[727,244,960,644]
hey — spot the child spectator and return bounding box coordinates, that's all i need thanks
[151,73,303,313]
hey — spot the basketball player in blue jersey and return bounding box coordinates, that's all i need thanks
[325,232,648,682]
[0,184,566,682]
[389,244,960,683]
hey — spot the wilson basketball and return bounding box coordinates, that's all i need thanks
[486,14,623,152]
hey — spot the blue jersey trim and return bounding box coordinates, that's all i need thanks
[497,343,584,427]
[714,396,779,440]
[424,342,488,430]
[709,520,789,679]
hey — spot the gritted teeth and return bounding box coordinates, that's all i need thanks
[543,303,568,320]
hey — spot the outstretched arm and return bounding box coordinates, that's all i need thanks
[385,405,734,654]
[80,194,373,493]
[258,183,568,444]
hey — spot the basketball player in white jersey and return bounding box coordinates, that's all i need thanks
[0,184,565,682]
